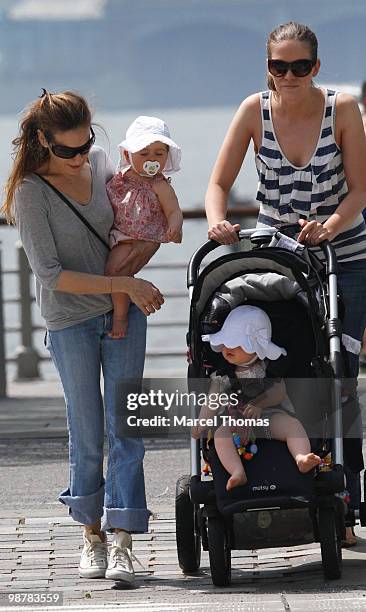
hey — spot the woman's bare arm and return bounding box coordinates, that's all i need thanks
[298,94,366,244]
[205,93,260,244]
[325,94,366,233]
[55,270,164,314]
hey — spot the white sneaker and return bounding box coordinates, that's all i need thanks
[79,532,108,579]
[105,531,142,583]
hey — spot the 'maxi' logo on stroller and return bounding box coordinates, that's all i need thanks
[252,484,277,492]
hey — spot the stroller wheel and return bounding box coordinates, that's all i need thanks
[207,516,231,587]
[318,506,343,580]
[175,475,201,573]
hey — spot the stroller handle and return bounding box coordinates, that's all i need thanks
[187,226,337,287]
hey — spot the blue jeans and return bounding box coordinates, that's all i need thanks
[46,306,150,532]
[338,260,366,512]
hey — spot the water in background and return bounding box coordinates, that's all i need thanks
[0,105,259,379]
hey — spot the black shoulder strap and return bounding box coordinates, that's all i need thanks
[36,174,110,251]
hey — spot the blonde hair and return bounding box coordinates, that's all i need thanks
[2,90,92,223]
[267,22,318,91]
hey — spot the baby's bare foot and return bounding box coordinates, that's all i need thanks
[296,452,321,473]
[108,317,128,339]
[226,469,247,491]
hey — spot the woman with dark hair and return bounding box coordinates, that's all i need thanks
[2,90,164,582]
[205,22,366,546]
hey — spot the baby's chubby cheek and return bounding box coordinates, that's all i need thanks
[222,346,256,364]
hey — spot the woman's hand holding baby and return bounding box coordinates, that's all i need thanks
[124,277,164,315]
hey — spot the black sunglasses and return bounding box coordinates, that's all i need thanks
[267,58,315,78]
[47,127,95,159]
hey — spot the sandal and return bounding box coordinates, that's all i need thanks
[342,526,357,547]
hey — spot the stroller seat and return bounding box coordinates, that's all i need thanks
[195,293,322,513]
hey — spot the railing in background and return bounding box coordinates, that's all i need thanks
[0,204,259,397]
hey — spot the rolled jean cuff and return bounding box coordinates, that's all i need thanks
[101,507,152,533]
[59,481,105,525]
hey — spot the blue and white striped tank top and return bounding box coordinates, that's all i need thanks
[255,89,366,262]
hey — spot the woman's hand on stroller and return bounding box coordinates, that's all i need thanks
[297,219,333,245]
[208,220,241,244]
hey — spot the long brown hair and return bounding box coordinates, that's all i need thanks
[267,22,318,91]
[2,90,92,223]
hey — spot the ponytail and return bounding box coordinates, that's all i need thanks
[2,90,92,223]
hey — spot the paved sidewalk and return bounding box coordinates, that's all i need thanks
[0,507,366,611]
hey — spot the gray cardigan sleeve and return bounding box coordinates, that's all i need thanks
[14,179,63,290]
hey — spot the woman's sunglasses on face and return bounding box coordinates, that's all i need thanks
[47,127,95,159]
[267,58,315,78]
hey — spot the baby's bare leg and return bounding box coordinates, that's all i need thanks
[214,425,247,490]
[270,413,321,473]
[105,242,134,338]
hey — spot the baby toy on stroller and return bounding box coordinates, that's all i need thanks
[175,226,366,585]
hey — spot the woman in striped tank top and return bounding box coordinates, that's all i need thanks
[205,21,366,546]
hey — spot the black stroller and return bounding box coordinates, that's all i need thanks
[175,226,365,585]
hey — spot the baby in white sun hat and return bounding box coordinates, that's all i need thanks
[194,305,321,490]
[105,116,183,338]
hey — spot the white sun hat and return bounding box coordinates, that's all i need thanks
[118,115,181,175]
[202,305,287,361]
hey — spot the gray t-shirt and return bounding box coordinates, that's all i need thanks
[14,146,116,330]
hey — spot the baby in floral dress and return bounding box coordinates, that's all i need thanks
[106,116,183,337]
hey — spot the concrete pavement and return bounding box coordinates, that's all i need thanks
[0,507,366,611]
